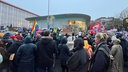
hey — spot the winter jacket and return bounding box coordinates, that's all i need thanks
[90,42,110,72]
[109,39,123,72]
[16,36,37,72]
[8,41,23,55]
[16,36,36,63]
[120,38,128,62]
[58,37,70,65]
[36,36,57,67]
[67,38,89,72]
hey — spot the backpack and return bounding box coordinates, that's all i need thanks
[98,48,114,72]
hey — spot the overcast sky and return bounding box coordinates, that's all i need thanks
[4,0,128,20]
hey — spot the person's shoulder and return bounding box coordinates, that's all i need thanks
[100,43,110,50]
[30,43,36,46]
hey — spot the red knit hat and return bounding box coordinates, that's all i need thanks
[15,35,22,40]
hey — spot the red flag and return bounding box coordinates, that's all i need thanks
[90,22,101,34]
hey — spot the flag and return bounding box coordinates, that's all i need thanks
[31,20,39,36]
[90,22,101,34]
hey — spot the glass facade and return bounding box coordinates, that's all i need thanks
[0,1,38,28]
[68,20,86,30]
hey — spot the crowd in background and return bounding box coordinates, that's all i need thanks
[0,28,127,72]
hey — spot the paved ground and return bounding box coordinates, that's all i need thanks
[54,59,128,72]
[54,59,62,72]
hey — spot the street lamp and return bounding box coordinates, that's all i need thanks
[47,0,50,29]
[48,0,50,17]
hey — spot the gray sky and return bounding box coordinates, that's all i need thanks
[4,0,128,20]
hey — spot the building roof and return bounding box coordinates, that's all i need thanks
[0,1,39,16]
[26,13,91,21]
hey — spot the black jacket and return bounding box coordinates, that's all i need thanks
[90,42,110,72]
[120,38,128,62]
[58,37,70,65]
[36,36,57,67]
[67,38,89,72]
[8,41,23,55]
[16,36,37,63]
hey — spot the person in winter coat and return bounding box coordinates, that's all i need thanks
[7,35,23,72]
[117,34,128,62]
[36,30,57,72]
[8,35,23,55]
[16,35,37,72]
[58,37,70,72]
[109,39,123,72]
[0,40,9,72]
[67,38,89,72]
[83,36,93,59]
[107,35,113,49]
[90,32,110,72]
[2,33,14,51]
[52,33,58,45]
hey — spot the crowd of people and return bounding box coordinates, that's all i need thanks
[0,29,127,72]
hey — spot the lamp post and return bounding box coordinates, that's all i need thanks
[47,0,50,29]
[48,0,50,17]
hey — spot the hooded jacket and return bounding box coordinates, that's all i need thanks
[67,38,89,72]
[109,39,123,72]
[58,37,70,65]
[36,36,57,67]
[16,36,37,63]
